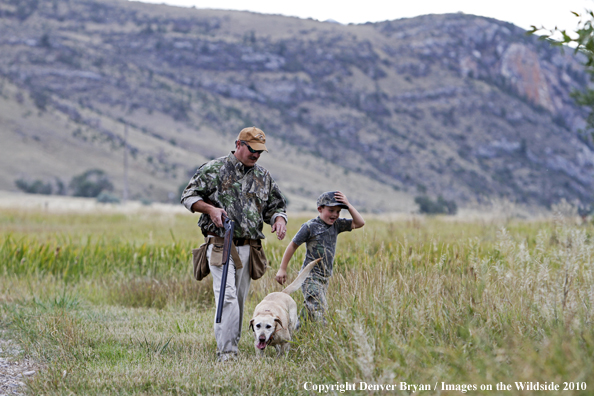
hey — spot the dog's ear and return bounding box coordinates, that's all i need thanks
[274,317,285,330]
[249,319,255,332]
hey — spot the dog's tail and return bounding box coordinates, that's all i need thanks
[281,258,322,294]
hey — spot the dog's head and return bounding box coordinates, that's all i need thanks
[249,315,283,350]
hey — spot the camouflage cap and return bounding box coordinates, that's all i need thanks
[237,126,268,152]
[317,191,348,209]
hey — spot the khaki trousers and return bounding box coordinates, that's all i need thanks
[208,243,251,356]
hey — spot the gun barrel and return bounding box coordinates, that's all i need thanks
[215,218,235,324]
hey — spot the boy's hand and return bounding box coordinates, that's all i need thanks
[275,269,287,285]
[335,191,366,230]
[334,191,351,208]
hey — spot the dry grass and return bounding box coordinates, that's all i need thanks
[1,207,594,394]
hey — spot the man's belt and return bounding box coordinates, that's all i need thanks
[207,233,260,247]
[205,234,261,268]
[233,238,249,246]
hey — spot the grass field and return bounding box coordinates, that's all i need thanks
[1,205,593,395]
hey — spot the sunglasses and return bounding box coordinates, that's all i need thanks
[241,141,264,154]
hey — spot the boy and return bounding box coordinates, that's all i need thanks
[275,191,365,322]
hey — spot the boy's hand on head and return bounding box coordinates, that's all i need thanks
[275,269,287,285]
[334,191,350,207]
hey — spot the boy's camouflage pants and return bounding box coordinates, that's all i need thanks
[300,275,329,322]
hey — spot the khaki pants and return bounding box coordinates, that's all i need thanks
[208,243,251,357]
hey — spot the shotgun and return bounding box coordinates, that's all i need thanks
[215,216,235,324]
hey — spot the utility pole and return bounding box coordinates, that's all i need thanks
[123,123,129,203]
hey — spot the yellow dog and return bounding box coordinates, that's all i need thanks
[249,258,321,356]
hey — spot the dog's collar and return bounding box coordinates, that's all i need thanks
[266,321,284,345]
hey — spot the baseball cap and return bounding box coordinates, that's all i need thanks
[317,191,348,209]
[237,126,268,152]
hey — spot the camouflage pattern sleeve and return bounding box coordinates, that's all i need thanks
[336,218,353,234]
[262,178,288,225]
[292,221,311,247]
[180,159,223,208]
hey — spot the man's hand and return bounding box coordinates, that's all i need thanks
[190,200,228,228]
[275,268,287,285]
[208,207,228,228]
[271,217,287,240]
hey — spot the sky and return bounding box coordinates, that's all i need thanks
[130,0,594,33]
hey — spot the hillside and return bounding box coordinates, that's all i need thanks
[0,0,591,211]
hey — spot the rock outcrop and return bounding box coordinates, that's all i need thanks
[0,0,591,209]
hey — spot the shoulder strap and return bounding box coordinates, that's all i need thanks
[230,243,242,268]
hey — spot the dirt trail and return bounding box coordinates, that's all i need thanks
[0,335,37,396]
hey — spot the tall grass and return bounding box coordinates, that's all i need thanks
[303,217,594,389]
[1,208,593,394]
[1,234,191,279]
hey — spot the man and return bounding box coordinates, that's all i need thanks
[181,126,287,361]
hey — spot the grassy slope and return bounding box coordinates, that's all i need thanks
[4,0,586,211]
[0,0,417,211]
[0,74,415,212]
[1,204,593,394]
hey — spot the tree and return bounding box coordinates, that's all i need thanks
[69,169,114,198]
[529,11,594,137]
[414,195,457,215]
[15,178,52,195]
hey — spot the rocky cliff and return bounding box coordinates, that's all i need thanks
[0,0,591,210]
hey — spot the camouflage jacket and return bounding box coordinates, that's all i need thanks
[180,152,287,239]
[293,216,352,278]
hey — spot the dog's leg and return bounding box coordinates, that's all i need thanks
[276,342,290,358]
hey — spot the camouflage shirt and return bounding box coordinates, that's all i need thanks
[180,152,287,239]
[293,216,352,278]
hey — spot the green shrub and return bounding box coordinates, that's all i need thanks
[15,178,53,195]
[69,169,113,197]
[96,191,120,204]
[415,195,457,215]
